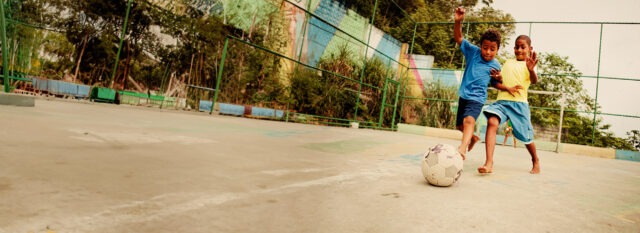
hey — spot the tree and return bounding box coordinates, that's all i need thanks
[418,81,457,129]
[531,53,634,150]
[627,130,640,151]
[336,0,425,31]
[390,3,514,68]
[289,45,402,127]
[3,0,56,77]
[530,53,592,127]
[292,44,358,119]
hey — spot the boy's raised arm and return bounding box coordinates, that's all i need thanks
[527,51,539,84]
[454,7,465,45]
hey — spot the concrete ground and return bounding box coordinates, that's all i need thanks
[1,99,639,233]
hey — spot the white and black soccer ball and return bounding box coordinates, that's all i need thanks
[421,143,464,187]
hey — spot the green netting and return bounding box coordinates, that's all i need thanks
[118,90,165,101]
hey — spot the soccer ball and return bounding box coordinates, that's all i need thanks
[421,143,464,187]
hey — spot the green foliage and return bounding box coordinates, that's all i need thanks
[2,1,56,77]
[242,48,287,107]
[558,114,635,150]
[530,53,589,127]
[345,0,514,69]
[627,130,640,151]
[40,33,75,79]
[357,56,401,127]
[414,81,457,129]
[439,7,515,68]
[214,3,289,108]
[459,7,515,53]
[596,126,635,151]
[530,53,634,149]
[533,53,594,112]
[290,45,358,120]
[336,0,425,31]
[289,45,402,127]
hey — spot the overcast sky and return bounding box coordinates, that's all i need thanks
[490,0,640,137]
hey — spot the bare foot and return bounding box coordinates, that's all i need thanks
[468,135,480,152]
[457,146,466,160]
[477,164,493,174]
[530,162,540,174]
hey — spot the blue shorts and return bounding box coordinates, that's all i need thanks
[456,98,484,126]
[483,100,535,144]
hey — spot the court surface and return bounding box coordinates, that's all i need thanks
[1,99,639,233]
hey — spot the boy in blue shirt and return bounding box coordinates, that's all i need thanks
[453,7,502,159]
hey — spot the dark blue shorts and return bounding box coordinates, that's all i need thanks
[456,97,484,126]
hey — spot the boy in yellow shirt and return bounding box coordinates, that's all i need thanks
[480,35,540,174]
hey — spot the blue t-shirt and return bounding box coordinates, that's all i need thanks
[458,39,501,103]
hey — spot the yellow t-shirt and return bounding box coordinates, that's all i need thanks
[497,59,530,103]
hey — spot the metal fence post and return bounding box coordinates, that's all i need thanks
[591,23,604,145]
[354,0,378,121]
[378,59,392,128]
[557,93,566,152]
[1,0,9,92]
[109,0,133,89]
[396,22,419,127]
[286,0,312,123]
[211,37,229,115]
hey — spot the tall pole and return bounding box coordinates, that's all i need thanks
[591,24,603,145]
[354,0,378,121]
[377,59,392,128]
[110,0,133,89]
[286,0,312,123]
[556,93,565,152]
[1,0,9,92]
[396,23,418,128]
[211,38,229,115]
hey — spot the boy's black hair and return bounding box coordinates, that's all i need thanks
[515,35,531,46]
[480,29,501,48]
